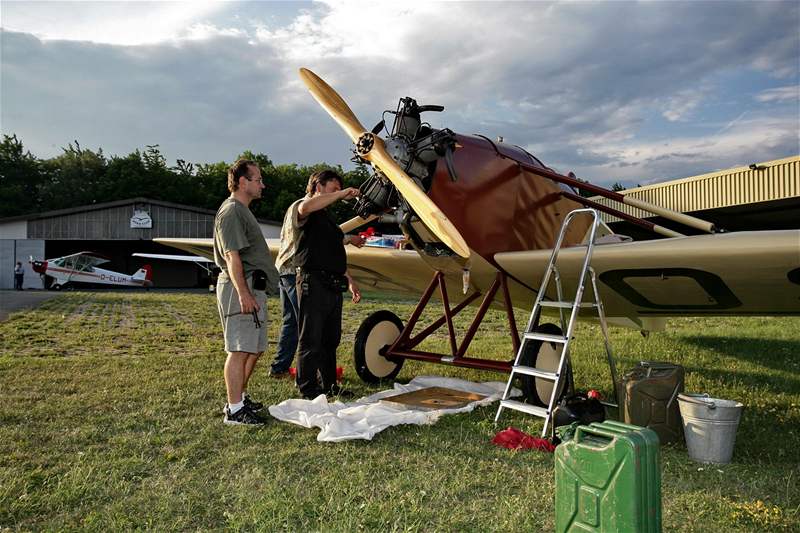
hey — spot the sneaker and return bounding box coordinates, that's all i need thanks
[268,370,293,380]
[243,395,264,412]
[224,405,266,426]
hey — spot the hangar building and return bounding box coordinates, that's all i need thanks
[590,155,799,239]
[0,198,280,290]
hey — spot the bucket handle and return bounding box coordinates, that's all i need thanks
[680,393,716,409]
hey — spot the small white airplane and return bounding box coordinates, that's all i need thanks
[30,251,153,290]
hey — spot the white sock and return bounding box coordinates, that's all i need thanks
[229,400,244,414]
[242,391,248,400]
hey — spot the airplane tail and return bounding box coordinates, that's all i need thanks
[132,264,153,286]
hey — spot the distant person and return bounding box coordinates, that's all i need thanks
[272,183,365,380]
[213,159,279,425]
[13,262,24,290]
[294,170,362,400]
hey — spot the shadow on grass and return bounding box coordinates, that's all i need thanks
[682,335,800,382]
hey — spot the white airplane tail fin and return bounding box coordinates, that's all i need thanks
[132,264,153,285]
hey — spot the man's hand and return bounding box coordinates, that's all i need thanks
[348,277,361,304]
[347,234,367,248]
[239,291,260,314]
[340,187,359,201]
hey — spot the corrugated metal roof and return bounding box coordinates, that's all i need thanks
[589,155,799,223]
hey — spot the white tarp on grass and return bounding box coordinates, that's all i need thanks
[268,375,520,442]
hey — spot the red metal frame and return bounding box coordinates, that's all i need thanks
[383,271,521,373]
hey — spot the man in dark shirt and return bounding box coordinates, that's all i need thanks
[14,262,24,290]
[295,170,361,399]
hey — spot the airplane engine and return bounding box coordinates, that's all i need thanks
[354,97,457,223]
[354,95,590,262]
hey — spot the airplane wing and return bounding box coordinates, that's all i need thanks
[495,229,800,319]
[151,238,216,260]
[153,238,434,295]
[132,253,214,263]
[156,230,800,322]
[60,251,110,267]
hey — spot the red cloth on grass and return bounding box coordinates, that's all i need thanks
[492,427,556,453]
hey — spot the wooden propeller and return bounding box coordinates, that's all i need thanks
[299,68,470,258]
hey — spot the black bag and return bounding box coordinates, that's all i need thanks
[321,272,349,292]
[551,392,605,428]
[301,271,349,293]
[252,269,268,291]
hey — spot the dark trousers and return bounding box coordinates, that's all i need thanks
[296,272,343,398]
[272,274,299,373]
[14,274,23,290]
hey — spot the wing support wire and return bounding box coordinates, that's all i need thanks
[512,159,717,236]
[494,208,620,438]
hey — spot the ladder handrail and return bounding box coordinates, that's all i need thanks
[496,208,618,438]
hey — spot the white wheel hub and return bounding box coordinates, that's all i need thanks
[535,341,561,403]
[364,320,402,378]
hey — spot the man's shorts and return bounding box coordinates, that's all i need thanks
[216,276,268,354]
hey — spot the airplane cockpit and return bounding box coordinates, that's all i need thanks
[51,254,98,272]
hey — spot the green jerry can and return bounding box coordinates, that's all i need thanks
[555,422,662,532]
[620,362,685,444]
[592,421,662,532]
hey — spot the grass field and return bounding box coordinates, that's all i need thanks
[1,291,798,531]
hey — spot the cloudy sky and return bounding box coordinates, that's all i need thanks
[2,1,798,187]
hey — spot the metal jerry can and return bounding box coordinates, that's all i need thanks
[555,422,661,532]
[621,362,685,444]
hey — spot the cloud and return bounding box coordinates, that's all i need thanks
[0,1,228,45]
[756,85,800,103]
[662,89,706,122]
[571,116,800,187]
[1,1,798,188]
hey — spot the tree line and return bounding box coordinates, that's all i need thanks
[0,134,371,223]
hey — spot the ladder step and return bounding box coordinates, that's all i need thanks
[523,332,567,343]
[539,301,597,309]
[500,400,549,418]
[511,365,558,380]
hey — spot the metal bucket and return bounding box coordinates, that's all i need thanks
[678,393,743,464]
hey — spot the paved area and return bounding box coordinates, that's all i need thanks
[0,290,60,321]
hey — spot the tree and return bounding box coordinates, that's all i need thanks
[0,134,375,221]
[0,134,45,216]
[38,141,108,210]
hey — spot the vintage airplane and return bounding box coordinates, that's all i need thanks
[156,68,800,407]
[30,252,153,290]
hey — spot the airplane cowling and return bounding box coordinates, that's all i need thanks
[427,134,591,264]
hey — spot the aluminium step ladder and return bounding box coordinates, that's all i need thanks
[494,208,619,438]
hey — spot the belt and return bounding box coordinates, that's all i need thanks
[297,268,345,277]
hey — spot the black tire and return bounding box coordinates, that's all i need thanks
[52,283,62,291]
[519,323,572,406]
[354,310,405,383]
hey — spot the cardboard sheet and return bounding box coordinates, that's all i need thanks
[380,386,487,410]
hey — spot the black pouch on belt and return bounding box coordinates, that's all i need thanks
[322,272,349,292]
[252,269,268,291]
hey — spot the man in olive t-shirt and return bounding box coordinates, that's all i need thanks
[213,159,279,425]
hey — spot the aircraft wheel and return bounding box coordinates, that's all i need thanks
[354,310,405,383]
[518,323,572,406]
[52,283,62,291]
